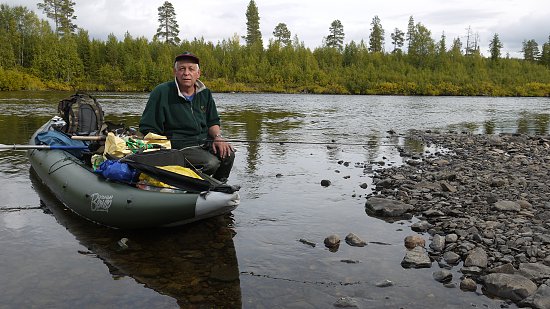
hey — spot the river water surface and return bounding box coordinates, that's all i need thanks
[1,92,549,308]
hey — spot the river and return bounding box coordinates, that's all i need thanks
[1,91,549,308]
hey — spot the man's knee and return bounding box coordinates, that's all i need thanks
[202,155,221,175]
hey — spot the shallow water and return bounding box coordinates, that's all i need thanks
[1,91,549,308]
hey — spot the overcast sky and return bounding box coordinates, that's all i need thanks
[4,0,550,58]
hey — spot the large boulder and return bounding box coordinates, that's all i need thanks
[519,284,550,309]
[482,273,537,302]
[365,197,413,217]
[518,263,550,282]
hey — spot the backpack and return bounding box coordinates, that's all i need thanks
[58,93,104,135]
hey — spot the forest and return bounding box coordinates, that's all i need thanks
[1,1,550,96]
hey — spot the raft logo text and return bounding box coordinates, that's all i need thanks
[90,193,113,212]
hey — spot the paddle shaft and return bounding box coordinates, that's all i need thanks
[0,144,89,151]
[70,135,397,146]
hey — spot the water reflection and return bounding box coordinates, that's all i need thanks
[222,109,304,174]
[519,112,550,135]
[30,170,242,308]
[484,120,495,134]
[454,111,550,135]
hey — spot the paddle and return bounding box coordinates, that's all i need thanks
[70,135,398,147]
[0,144,89,151]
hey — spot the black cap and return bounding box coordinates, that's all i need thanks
[174,51,199,65]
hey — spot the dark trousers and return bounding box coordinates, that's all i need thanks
[179,145,234,181]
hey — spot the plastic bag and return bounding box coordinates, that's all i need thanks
[95,160,139,184]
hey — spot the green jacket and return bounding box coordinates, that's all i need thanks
[139,80,220,149]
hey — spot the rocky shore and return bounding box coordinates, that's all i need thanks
[367,132,550,308]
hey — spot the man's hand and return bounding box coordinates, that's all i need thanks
[211,136,234,158]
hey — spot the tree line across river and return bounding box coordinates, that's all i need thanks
[0,1,549,96]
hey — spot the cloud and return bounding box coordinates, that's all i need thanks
[492,12,550,55]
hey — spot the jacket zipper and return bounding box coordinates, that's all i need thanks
[188,99,201,144]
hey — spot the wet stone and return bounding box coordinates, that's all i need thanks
[433,269,453,283]
[460,278,478,292]
[411,220,432,233]
[324,234,341,250]
[375,279,393,287]
[430,234,446,252]
[345,233,367,247]
[365,197,414,217]
[370,132,550,305]
[401,247,432,269]
[334,297,358,308]
[404,235,425,249]
[443,251,461,265]
[464,247,488,268]
[482,273,538,302]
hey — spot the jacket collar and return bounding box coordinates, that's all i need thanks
[175,78,206,99]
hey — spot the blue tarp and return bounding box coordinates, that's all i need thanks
[35,131,87,158]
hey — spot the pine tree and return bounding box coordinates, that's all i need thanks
[408,22,435,66]
[541,35,550,67]
[37,0,76,37]
[155,1,180,44]
[245,0,262,46]
[522,39,540,62]
[449,37,462,60]
[488,33,503,61]
[368,15,384,53]
[437,32,446,55]
[37,0,60,35]
[273,23,291,46]
[325,20,344,51]
[406,16,415,51]
[58,0,76,36]
[390,28,404,53]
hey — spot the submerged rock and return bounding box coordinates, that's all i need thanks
[298,238,316,247]
[324,234,341,250]
[375,279,393,287]
[334,296,358,308]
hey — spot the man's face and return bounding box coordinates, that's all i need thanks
[174,60,200,88]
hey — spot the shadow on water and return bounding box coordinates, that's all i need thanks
[30,169,242,308]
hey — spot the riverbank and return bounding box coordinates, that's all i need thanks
[2,67,550,96]
[368,131,550,307]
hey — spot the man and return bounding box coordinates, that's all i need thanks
[139,51,234,182]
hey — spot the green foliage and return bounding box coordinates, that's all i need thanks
[0,3,549,96]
